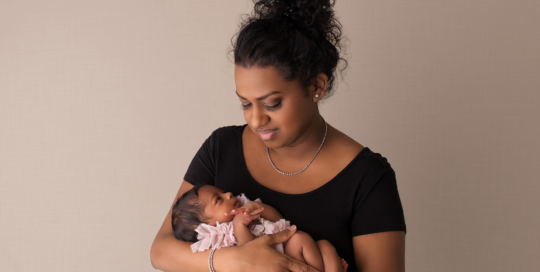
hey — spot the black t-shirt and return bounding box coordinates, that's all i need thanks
[184,125,406,272]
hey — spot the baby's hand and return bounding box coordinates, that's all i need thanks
[232,207,264,226]
[225,201,264,216]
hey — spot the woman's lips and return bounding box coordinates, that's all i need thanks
[258,129,278,140]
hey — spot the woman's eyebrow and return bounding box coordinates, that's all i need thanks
[236,90,281,101]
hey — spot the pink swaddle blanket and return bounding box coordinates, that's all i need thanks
[190,194,290,253]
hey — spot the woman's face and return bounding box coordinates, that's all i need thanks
[199,185,241,225]
[234,65,321,149]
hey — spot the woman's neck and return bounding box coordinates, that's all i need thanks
[267,116,328,162]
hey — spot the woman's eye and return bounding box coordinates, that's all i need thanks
[240,101,281,111]
[241,103,252,110]
[265,101,282,111]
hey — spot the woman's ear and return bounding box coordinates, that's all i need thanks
[312,73,328,102]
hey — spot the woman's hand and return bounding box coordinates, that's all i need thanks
[213,225,321,272]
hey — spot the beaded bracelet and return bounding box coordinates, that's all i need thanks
[208,248,216,272]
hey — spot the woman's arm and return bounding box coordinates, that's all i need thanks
[151,181,212,272]
[150,181,320,272]
[352,231,406,272]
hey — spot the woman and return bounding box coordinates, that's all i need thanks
[151,0,406,271]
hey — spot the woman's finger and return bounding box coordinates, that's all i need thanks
[282,254,320,272]
[263,225,297,246]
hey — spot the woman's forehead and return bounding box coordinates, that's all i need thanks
[234,66,302,98]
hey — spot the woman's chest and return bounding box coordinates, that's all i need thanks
[244,152,336,194]
[242,142,363,195]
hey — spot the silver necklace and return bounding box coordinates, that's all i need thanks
[266,118,327,176]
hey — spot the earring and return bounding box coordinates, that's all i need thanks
[315,94,320,98]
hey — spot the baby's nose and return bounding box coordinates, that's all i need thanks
[224,192,233,199]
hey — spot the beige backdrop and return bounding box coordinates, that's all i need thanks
[1,0,539,271]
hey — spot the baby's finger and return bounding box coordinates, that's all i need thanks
[247,211,262,219]
[224,209,243,216]
[248,207,264,215]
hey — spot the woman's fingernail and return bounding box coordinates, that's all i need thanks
[288,225,296,231]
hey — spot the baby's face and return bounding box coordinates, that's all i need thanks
[199,185,241,226]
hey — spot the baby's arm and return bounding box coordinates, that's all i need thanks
[259,203,283,222]
[227,201,283,246]
[232,207,263,246]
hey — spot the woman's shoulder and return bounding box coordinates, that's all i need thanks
[205,124,247,141]
[327,125,392,172]
[211,124,246,136]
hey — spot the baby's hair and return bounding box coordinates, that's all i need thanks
[171,185,209,242]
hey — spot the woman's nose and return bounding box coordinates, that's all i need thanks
[248,105,268,130]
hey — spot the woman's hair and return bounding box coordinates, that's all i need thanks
[171,185,208,242]
[232,0,348,99]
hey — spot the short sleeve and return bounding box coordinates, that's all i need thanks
[351,167,407,236]
[183,130,217,186]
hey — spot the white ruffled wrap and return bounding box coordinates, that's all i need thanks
[190,194,290,253]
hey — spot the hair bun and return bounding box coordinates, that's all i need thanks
[253,0,339,43]
[254,0,332,26]
[234,0,347,99]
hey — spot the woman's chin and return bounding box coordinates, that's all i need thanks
[264,142,285,150]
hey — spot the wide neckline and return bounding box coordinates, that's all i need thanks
[236,124,370,197]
